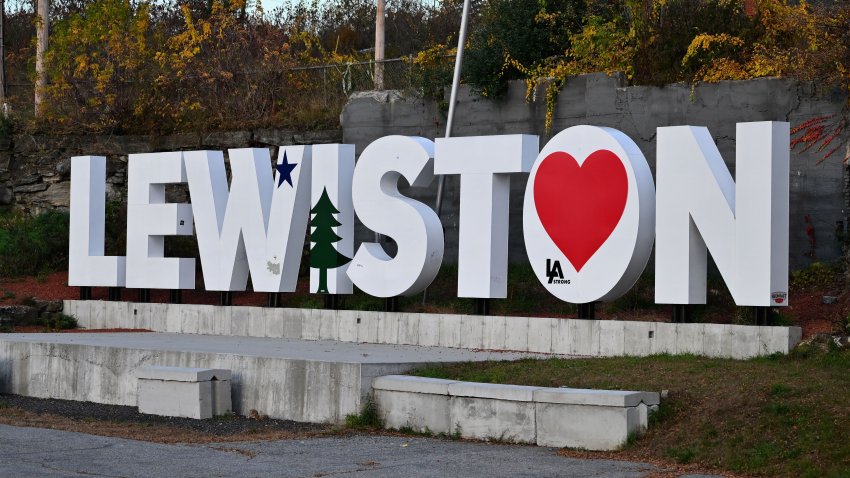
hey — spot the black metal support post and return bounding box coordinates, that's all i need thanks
[219,292,232,306]
[752,306,771,326]
[79,287,92,300]
[267,293,280,308]
[169,289,182,304]
[384,296,399,312]
[578,302,596,320]
[137,289,150,303]
[107,287,121,301]
[324,294,341,310]
[474,298,490,316]
[672,304,691,323]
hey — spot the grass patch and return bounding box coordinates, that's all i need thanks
[413,346,850,478]
[344,400,382,430]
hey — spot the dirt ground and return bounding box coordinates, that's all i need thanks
[1,270,848,338]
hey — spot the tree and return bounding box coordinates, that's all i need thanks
[309,187,351,294]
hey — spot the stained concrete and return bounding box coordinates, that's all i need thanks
[65,300,804,359]
[372,375,659,450]
[0,332,541,424]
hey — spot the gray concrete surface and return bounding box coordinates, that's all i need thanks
[0,424,722,477]
[65,301,804,358]
[0,333,542,424]
[373,376,658,450]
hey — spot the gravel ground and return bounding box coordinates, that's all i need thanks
[0,424,726,478]
[0,393,328,436]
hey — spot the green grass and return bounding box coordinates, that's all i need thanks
[413,345,850,478]
[344,400,383,430]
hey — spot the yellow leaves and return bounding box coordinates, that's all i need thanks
[682,33,745,74]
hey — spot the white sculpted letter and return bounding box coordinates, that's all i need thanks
[434,134,538,298]
[68,156,126,287]
[126,152,195,289]
[184,147,311,292]
[655,122,789,306]
[348,136,444,297]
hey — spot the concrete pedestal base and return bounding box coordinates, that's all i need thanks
[0,333,536,424]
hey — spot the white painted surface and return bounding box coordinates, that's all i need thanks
[68,156,126,287]
[523,126,656,303]
[434,134,538,298]
[348,136,444,297]
[310,144,355,294]
[125,152,195,290]
[655,122,790,306]
[184,147,311,292]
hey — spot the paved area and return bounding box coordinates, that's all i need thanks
[1,332,549,363]
[0,424,722,478]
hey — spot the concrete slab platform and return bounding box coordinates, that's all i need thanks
[0,333,543,424]
[65,300,804,358]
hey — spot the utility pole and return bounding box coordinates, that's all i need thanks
[0,0,6,115]
[422,0,472,304]
[374,0,385,90]
[35,0,48,116]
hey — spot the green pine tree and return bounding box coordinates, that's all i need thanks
[310,187,352,293]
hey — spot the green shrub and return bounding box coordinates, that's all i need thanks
[0,211,70,277]
[463,0,586,97]
[790,261,842,292]
[43,313,78,330]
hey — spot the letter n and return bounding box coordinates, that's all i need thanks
[655,122,789,306]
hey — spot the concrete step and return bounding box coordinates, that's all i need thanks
[0,332,541,424]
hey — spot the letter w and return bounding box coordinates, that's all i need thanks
[184,148,311,292]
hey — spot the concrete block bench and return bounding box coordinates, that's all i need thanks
[137,366,232,419]
[372,375,660,450]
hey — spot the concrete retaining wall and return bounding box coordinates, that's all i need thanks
[372,375,660,450]
[342,76,850,268]
[0,339,361,423]
[64,300,803,359]
[1,129,342,213]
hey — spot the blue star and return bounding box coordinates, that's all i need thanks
[276,151,298,188]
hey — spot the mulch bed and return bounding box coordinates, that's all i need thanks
[2,270,848,338]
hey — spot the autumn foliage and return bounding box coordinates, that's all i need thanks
[1,0,848,135]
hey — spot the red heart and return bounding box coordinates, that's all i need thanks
[533,150,628,272]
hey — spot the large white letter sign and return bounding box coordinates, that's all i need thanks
[184,147,311,292]
[310,144,355,294]
[655,122,790,306]
[435,134,538,298]
[68,156,126,287]
[126,152,195,289]
[523,126,655,303]
[348,136,444,297]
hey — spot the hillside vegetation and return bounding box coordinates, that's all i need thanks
[0,0,846,136]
